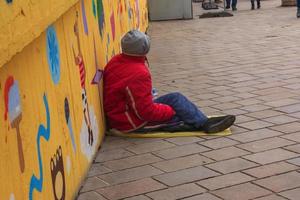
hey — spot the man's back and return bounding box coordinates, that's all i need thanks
[103,54,150,132]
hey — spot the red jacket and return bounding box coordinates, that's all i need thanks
[103,54,175,132]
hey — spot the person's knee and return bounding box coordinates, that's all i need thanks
[169,92,184,98]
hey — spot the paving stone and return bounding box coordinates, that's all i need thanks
[125,140,176,154]
[95,149,134,163]
[212,102,241,110]
[182,193,222,200]
[98,165,163,185]
[96,178,166,200]
[153,143,210,159]
[212,183,272,200]
[246,110,283,119]
[165,137,203,145]
[243,161,298,178]
[284,144,300,153]
[237,137,295,153]
[255,172,300,192]
[243,148,298,164]
[202,146,250,161]
[124,195,151,200]
[87,163,112,177]
[146,183,206,200]
[197,172,254,190]
[289,112,300,119]
[152,154,213,172]
[279,188,300,200]
[276,104,300,113]
[215,96,242,103]
[228,129,283,143]
[270,122,300,133]
[234,92,258,99]
[222,108,249,115]
[103,153,162,171]
[80,177,109,192]
[205,158,258,174]
[229,126,249,134]
[241,105,271,112]
[125,138,164,145]
[77,191,106,200]
[153,166,219,186]
[236,98,263,106]
[281,132,300,142]
[234,115,256,124]
[100,138,134,152]
[263,98,299,107]
[287,157,300,166]
[263,115,298,125]
[199,137,240,149]
[238,120,273,130]
[253,194,287,200]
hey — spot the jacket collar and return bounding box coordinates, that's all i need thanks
[121,53,146,63]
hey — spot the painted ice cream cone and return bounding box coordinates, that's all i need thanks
[8,81,25,173]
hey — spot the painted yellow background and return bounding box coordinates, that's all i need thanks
[0,0,148,199]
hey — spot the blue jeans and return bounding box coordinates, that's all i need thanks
[298,0,300,8]
[226,0,237,7]
[154,92,208,128]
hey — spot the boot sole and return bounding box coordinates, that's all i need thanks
[205,115,236,133]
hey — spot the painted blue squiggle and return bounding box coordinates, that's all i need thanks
[29,94,50,200]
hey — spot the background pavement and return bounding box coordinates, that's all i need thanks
[78,0,300,199]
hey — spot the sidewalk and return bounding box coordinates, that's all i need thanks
[78,0,300,199]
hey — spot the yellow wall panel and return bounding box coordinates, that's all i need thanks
[0,0,148,199]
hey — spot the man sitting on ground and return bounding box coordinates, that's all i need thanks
[103,30,235,133]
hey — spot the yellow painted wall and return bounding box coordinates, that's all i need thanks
[0,0,148,200]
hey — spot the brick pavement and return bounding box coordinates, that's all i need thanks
[77,0,300,199]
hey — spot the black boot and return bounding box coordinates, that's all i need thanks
[251,0,255,10]
[202,115,236,133]
[257,0,261,9]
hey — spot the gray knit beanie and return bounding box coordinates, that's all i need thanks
[121,30,150,56]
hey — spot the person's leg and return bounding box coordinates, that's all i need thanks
[154,92,208,128]
[257,0,260,9]
[135,92,236,133]
[232,0,237,10]
[226,0,231,8]
[297,0,300,18]
[251,0,255,9]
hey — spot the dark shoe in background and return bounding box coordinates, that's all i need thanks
[232,6,237,11]
[203,115,236,133]
[257,0,261,9]
[297,8,300,18]
[251,0,255,9]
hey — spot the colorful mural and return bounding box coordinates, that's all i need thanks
[73,12,94,146]
[97,0,105,38]
[64,98,76,152]
[29,94,50,200]
[46,26,61,85]
[4,76,25,173]
[81,0,89,35]
[50,146,66,200]
[0,0,148,199]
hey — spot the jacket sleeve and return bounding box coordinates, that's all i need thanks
[126,72,175,122]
